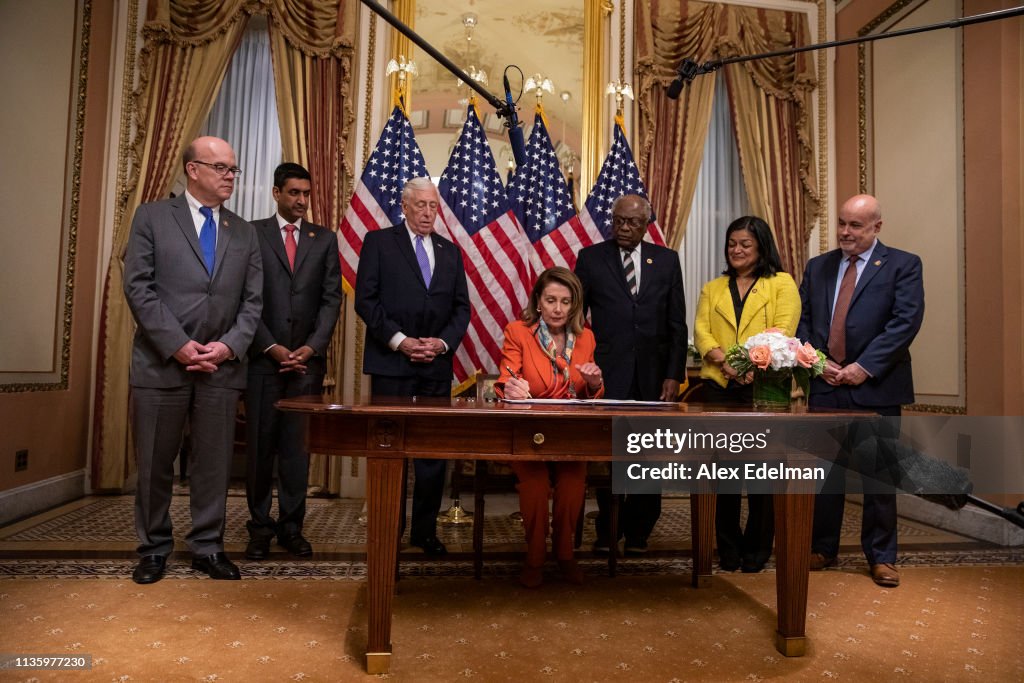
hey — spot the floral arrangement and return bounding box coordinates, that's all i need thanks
[725,329,826,406]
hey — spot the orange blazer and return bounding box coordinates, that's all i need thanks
[495,320,604,399]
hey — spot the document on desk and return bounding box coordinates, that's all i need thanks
[500,398,675,407]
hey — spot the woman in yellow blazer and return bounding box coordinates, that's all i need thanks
[693,216,800,573]
[496,267,604,588]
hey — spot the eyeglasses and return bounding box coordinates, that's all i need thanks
[612,215,646,229]
[191,160,243,177]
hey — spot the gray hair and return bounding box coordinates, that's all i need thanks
[401,176,437,201]
[612,194,652,218]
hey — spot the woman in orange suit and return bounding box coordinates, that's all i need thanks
[496,267,604,588]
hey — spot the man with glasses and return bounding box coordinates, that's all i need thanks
[123,136,262,584]
[354,176,470,556]
[575,194,687,555]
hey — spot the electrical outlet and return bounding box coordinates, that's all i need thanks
[15,449,28,472]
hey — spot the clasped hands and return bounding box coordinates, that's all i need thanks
[821,359,868,386]
[174,340,233,373]
[398,337,446,363]
[267,344,314,374]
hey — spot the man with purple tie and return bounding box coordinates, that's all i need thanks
[354,177,471,556]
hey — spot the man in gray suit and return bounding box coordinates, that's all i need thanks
[244,162,341,560]
[123,136,263,584]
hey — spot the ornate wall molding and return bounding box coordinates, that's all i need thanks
[0,0,91,393]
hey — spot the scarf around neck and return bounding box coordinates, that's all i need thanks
[535,319,577,398]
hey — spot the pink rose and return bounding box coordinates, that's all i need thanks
[764,327,785,334]
[748,345,772,370]
[796,342,818,368]
[786,338,802,353]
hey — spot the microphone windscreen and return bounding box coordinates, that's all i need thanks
[666,78,684,100]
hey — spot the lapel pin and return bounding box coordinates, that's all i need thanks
[751,288,757,293]
[874,260,881,266]
[222,221,229,228]
[646,258,653,264]
[308,232,314,238]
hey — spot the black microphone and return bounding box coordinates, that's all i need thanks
[503,71,527,167]
[666,59,702,100]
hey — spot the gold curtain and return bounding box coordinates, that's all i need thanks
[93,0,256,489]
[634,1,819,273]
[721,6,818,275]
[267,0,358,494]
[635,1,720,250]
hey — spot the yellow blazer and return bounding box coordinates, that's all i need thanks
[693,272,801,387]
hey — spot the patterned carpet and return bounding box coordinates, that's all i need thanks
[0,494,1021,682]
[0,493,1019,579]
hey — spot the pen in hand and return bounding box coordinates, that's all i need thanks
[504,365,531,399]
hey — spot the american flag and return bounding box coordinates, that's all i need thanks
[507,107,602,273]
[337,105,430,292]
[434,105,530,380]
[580,119,667,246]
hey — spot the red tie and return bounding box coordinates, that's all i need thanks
[284,224,297,271]
[828,255,860,364]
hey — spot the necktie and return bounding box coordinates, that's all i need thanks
[828,255,860,364]
[415,235,432,288]
[198,206,216,275]
[623,249,637,296]
[283,224,297,272]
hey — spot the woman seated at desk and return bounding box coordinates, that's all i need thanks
[496,267,604,588]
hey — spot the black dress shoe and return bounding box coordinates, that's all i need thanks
[132,555,167,584]
[718,556,741,572]
[741,559,767,573]
[410,536,447,556]
[278,533,313,557]
[191,552,241,580]
[245,537,271,561]
[624,538,648,557]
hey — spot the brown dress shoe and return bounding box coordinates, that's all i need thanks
[870,563,900,587]
[809,553,838,571]
[558,559,584,585]
[519,565,544,589]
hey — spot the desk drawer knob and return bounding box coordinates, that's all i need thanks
[533,432,545,445]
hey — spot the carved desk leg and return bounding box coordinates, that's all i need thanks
[773,487,813,657]
[365,455,404,674]
[690,489,715,588]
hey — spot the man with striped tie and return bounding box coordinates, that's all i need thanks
[575,194,687,555]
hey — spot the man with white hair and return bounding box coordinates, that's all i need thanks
[354,177,471,555]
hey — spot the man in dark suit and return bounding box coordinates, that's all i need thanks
[123,136,263,583]
[354,177,471,555]
[797,193,924,587]
[575,194,687,554]
[243,163,341,561]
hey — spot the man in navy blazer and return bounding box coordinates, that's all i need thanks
[244,163,341,561]
[123,136,263,584]
[797,193,924,587]
[575,194,687,554]
[354,177,471,555]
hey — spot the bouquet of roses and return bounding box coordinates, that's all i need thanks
[725,328,827,399]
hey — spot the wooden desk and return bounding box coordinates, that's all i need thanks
[278,396,819,674]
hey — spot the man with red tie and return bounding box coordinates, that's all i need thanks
[244,162,341,560]
[797,194,924,587]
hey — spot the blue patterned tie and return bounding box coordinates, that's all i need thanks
[198,206,216,275]
[414,235,431,288]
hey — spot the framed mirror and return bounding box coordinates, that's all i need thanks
[401,0,606,197]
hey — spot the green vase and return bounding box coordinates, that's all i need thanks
[752,369,793,411]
